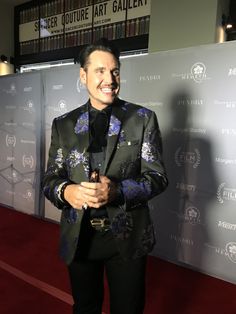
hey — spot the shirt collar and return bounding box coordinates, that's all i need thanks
[89,102,112,123]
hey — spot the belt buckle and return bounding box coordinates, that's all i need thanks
[90,218,110,232]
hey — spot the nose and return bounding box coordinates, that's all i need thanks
[104,71,114,83]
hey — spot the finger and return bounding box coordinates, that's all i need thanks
[87,200,107,208]
[86,194,106,204]
[100,176,110,184]
[80,182,99,189]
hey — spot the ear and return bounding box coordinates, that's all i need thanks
[80,67,87,84]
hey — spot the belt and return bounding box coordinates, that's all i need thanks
[90,217,111,232]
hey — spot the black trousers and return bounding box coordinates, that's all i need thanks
[68,227,147,314]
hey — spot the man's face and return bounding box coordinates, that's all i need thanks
[80,50,120,110]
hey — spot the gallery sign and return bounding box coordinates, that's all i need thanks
[19,0,150,42]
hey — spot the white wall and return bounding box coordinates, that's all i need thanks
[0,62,14,75]
[215,0,230,43]
[0,0,26,63]
[148,0,229,52]
[0,0,231,62]
[0,2,14,59]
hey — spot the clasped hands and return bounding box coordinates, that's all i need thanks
[64,176,117,210]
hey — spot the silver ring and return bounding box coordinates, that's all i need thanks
[82,202,88,210]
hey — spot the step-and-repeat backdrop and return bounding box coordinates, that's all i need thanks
[0,41,235,284]
[0,72,42,214]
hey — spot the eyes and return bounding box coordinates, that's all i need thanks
[95,67,120,78]
[112,69,120,77]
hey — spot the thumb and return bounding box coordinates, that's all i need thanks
[99,176,110,184]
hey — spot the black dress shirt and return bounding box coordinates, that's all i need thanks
[88,104,112,218]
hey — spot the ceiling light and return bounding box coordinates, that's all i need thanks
[0,55,8,63]
[222,14,233,30]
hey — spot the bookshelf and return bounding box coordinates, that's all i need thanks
[15,0,151,67]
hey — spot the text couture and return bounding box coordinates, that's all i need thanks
[35,0,148,31]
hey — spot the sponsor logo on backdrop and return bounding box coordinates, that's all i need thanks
[214,100,236,109]
[76,78,86,93]
[10,83,16,94]
[139,74,161,82]
[173,127,206,134]
[6,190,15,196]
[20,139,36,144]
[217,183,236,203]
[47,100,68,114]
[56,99,68,114]
[171,206,201,226]
[5,169,21,184]
[175,147,201,168]
[23,177,33,183]
[7,156,15,162]
[4,83,16,95]
[177,98,204,106]
[221,129,236,136]
[228,68,236,76]
[205,242,236,264]
[22,155,34,168]
[22,122,34,128]
[24,86,32,92]
[215,157,236,165]
[5,122,17,127]
[22,189,33,201]
[23,100,35,113]
[5,105,16,110]
[6,135,16,147]
[218,221,236,231]
[191,63,206,83]
[226,242,236,263]
[172,62,209,83]
[185,206,200,225]
[170,234,194,246]
[12,170,18,182]
[176,182,196,192]
[52,84,63,90]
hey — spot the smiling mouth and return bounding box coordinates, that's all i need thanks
[101,87,113,93]
[100,86,118,94]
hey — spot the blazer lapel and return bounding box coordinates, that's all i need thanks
[103,100,126,174]
[73,102,90,180]
[72,99,126,177]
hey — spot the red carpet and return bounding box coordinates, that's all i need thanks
[0,206,235,314]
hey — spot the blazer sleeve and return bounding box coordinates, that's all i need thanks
[120,111,168,208]
[42,118,72,209]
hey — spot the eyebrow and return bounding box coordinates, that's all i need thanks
[95,66,106,71]
[94,66,120,72]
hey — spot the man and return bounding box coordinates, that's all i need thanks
[43,38,168,314]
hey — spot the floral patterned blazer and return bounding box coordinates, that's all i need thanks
[43,98,168,265]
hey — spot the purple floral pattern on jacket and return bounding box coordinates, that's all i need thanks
[141,142,157,163]
[137,107,151,118]
[74,112,89,134]
[55,148,64,168]
[121,178,152,201]
[118,129,126,144]
[111,211,133,240]
[66,149,89,177]
[108,115,121,136]
[65,208,79,224]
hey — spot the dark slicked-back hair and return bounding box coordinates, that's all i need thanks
[77,38,120,70]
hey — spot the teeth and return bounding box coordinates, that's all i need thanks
[101,88,112,92]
